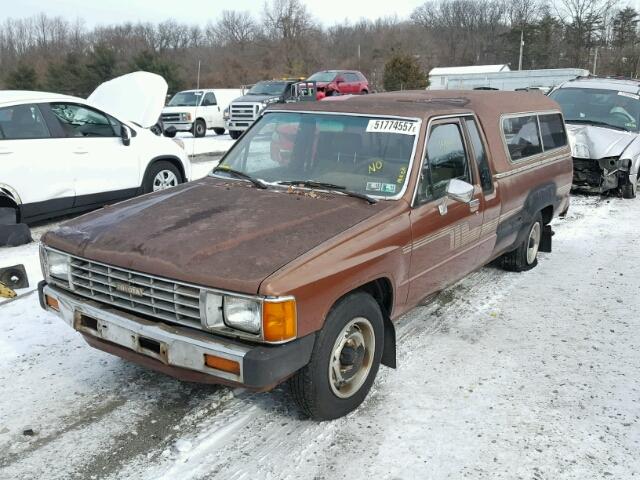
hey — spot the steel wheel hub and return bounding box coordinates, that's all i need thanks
[527,222,541,264]
[152,170,178,191]
[329,317,375,399]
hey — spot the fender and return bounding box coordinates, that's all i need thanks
[496,181,558,251]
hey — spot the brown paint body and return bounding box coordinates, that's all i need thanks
[43,91,573,340]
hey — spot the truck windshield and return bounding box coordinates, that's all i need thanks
[213,112,419,199]
[247,82,288,96]
[308,72,338,82]
[168,91,203,107]
[550,87,640,132]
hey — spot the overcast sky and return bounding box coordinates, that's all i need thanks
[5,0,426,27]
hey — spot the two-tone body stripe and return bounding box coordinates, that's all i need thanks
[494,152,570,180]
[402,216,500,255]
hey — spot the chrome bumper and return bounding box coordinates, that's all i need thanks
[162,122,193,131]
[42,284,249,383]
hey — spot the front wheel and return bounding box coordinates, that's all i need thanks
[192,119,206,138]
[621,181,636,199]
[213,127,225,135]
[229,130,242,140]
[289,292,383,420]
[142,161,182,194]
[500,212,543,272]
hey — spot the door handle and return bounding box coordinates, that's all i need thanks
[469,199,480,213]
[73,150,89,155]
[0,149,12,155]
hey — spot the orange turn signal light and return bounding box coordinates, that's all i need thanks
[204,354,240,375]
[45,295,60,311]
[262,299,297,343]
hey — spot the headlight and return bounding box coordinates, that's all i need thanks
[201,291,223,329]
[223,297,261,334]
[179,112,192,122]
[223,107,230,120]
[41,247,70,283]
[573,142,591,159]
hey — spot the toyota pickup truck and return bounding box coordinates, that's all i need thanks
[39,91,572,420]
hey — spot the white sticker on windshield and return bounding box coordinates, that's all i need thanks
[366,119,417,135]
[618,91,639,100]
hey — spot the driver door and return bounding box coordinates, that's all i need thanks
[407,118,488,305]
[200,92,219,128]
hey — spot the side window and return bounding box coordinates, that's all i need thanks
[464,118,493,194]
[502,115,542,161]
[0,104,50,140]
[539,113,567,150]
[417,122,470,203]
[202,92,217,106]
[49,103,116,138]
[345,73,359,82]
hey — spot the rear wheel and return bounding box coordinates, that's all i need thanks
[213,127,225,135]
[229,130,242,140]
[142,161,183,194]
[500,212,543,272]
[289,291,383,420]
[192,119,206,138]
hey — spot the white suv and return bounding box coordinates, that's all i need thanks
[0,72,191,224]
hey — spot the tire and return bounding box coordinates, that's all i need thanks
[621,182,636,199]
[229,130,242,140]
[142,161,183,194]
[213,127,226,135]
[164,129,177,138]
[289,291,384,421]
[361,89,369,94]
[192,119,206,138]
[500,212,543,272]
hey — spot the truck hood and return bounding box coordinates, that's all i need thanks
[232,94,281,103]
[566,123,636,159]
[43,177,389,294]
[88,71,168,128]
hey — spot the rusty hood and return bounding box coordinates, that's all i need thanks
[43,177,389,294]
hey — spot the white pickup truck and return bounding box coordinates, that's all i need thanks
[161,89,242,137]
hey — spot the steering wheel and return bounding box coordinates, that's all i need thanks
[610,111,634,126]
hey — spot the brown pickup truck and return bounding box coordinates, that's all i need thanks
[39,91,572,420]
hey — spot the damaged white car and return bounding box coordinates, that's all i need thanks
[0,72,191,225]
[550,78,640,198]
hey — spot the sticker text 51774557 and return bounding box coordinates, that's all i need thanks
[366,119,417,135]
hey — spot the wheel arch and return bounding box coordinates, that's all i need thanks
[329,277,397,369]
[142,155,187,187]
[0,184,22,222]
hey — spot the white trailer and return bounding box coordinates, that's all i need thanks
[429,67,590,91]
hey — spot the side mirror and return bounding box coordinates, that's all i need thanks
[121,125,131,146]
[163,125,177,138]
[446,178,474,204]
[336,77,345,84]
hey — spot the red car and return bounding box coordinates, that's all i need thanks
[307,70,369,98]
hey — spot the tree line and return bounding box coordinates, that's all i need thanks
[1,0,638,96]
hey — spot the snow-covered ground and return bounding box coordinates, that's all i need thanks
[1,195,639,479]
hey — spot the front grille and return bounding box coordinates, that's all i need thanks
[161,113,181,122]
[230,103,258,122]
[69,257,202,329]
[572,158,602,187]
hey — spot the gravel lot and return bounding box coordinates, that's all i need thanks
[0,194,639,480]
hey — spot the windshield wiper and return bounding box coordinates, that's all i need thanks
[567,119,629,132]
[212,167,268,189]
[277,180,377,204]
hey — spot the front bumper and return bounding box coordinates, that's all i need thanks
[39,282,314,390]
[163,121,193,132]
